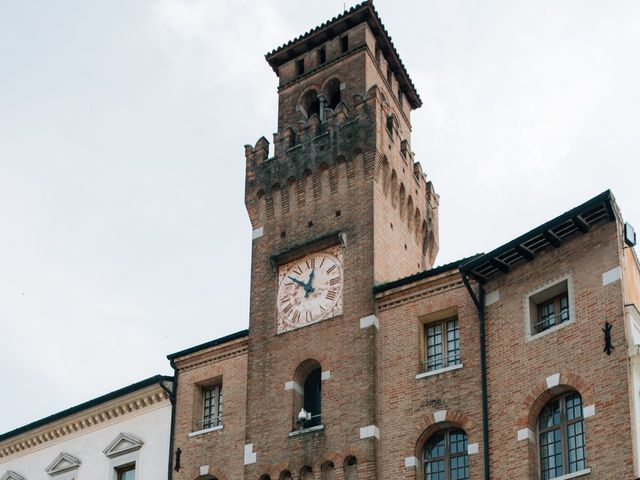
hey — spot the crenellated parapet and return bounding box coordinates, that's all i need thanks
[244,92,377,229]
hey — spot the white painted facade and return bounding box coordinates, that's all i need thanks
[0,377,172,480]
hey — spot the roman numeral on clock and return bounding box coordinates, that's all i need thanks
[329,276,340,286]
[283,303,293,314]
[293,266,303,275]
[305,311,313,322]
[326,289,337,301]
[306,258,315,269]
[326,264,336,274]
[292,310,301,323]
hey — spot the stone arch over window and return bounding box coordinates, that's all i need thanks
[320,461,336,480]
[292,359,322,429]
[518,372,594,430]
[279,471,292,480]
[343,456,358,480]
[259,475,271,480]
[323,78,342,109]
[517,373,594,480]
[300,89,320,119]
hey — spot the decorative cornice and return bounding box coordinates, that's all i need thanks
[0,386,169,460]
[376,278,465,311]
[177,345,248,372]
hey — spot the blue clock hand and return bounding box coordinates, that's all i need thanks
[304,269,315,297]
[288,275,307,288]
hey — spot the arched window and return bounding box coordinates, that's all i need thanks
[343,456,358,480]
[301,90,320,118]
[303,367,322,427]
[279,471,292,480]
[324,78,342,109]
[422,429,468,480]
[293,359,322,429]
[538,391,586,479]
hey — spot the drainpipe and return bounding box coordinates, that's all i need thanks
[461,272,490,480]
[167,359,179,480]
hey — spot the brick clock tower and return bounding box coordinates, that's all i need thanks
[242,2,438,478]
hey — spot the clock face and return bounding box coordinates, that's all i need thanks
[277,245,344,334]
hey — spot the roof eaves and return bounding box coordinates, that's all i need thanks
[167,329,249,361]
[373,254,484,294]
[0,375,173,443]
[460,190,614,280]
[265,1,421,109]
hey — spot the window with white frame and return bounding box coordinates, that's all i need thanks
[116,463,135,480]
[424,318,460,372]
[527,278,572,338]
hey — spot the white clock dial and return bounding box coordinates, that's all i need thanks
[276,245,344,333]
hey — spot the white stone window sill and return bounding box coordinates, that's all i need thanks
[526,318,575,343]
[288,425,324,437]
[189,425,223,437]
[549,468,591,480]
[415,363,463,379]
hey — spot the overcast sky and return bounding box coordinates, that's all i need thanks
[1,0,639,434]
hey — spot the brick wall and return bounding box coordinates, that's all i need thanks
[172,338,248,480]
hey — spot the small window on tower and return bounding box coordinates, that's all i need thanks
[296,58,305,76]
[387,67,393,85]
[317,47,326,65]
[526,277,573,340]
[340,35,349,53]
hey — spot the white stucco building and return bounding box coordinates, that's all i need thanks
[0,375,173,480]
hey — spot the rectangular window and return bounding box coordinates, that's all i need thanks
[116,464,135,480]
[425,318,460,372]
[203,384,222,429]
[340,35,348,53]
[528,278,571,337]
[317,47,326,65]
[296,58,305,76]
[387,68,393,85]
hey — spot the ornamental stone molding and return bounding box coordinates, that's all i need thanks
[0,387,169,459]
[103,432,144,458]
[1,472,25,480]
[45,452,81,475]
